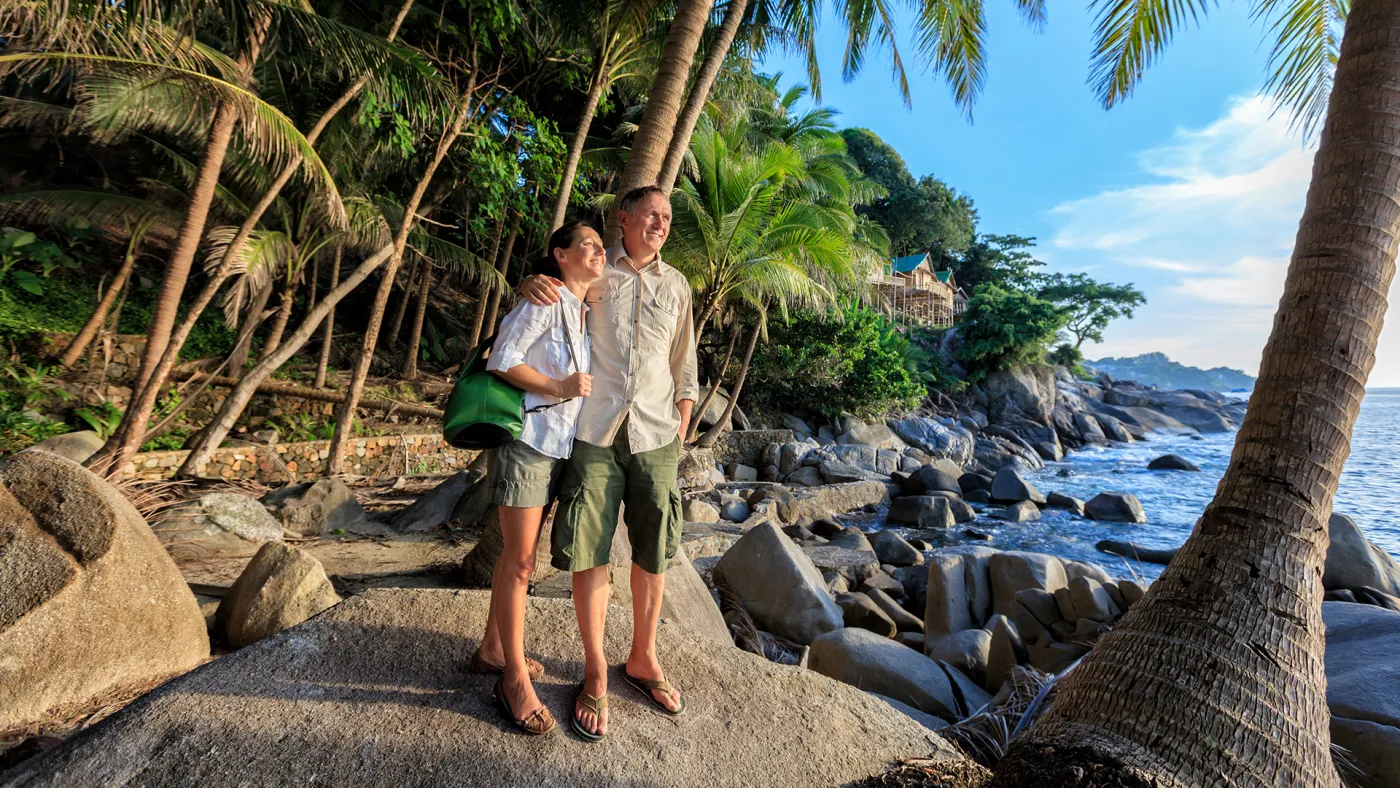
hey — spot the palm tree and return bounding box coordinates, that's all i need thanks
[545,0,664,232]
[989,0,1393,785]
[606,0,714,239]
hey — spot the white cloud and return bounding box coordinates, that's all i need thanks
[1044,95,1321,377]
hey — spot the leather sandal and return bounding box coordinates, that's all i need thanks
[571,683,608,743]
[622,666,687,717]
[494,676,556,736]
[471,648,544,681]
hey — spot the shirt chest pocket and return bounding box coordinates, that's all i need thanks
[546,325,574,374]
[639,292,680,354]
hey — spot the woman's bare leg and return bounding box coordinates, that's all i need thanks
[572,565,611,735]
[488,504,544,719]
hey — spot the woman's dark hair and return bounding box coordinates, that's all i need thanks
[532,220,590,279]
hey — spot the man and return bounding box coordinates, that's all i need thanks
[519,185,697,740]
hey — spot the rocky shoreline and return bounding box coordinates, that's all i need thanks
[4,366,1400,786]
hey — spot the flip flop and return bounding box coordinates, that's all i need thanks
[622,666,687,717]
[494,676,556,736]
[571,683,608,743]
[471,648,544,681]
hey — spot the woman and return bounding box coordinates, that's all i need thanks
[470,221,605,736]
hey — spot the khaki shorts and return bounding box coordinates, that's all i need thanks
[492,439,565,509]
[552,426,682,575]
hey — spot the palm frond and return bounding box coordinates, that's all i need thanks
[0,189,182,243]
[913,0,989,117]
[204,225,297,326]
[837,0,912,107]
[1087,0,1214,108]
[1253,0,1347,139]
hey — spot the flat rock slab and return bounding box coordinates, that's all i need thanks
[7,589,960,788]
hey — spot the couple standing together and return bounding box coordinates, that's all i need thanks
[470,186,697,741]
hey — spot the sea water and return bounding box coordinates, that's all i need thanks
[954,388,1400,581]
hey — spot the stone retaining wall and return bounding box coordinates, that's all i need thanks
[125,433,477,482]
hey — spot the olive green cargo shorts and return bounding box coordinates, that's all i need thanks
[551,426,682,576]
[492,439,565,508]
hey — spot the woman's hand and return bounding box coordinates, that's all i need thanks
[520,274,565,306]
[556,372,593,398]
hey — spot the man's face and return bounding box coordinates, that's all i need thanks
[618,192,671,258]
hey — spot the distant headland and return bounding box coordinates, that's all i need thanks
[1086,352,1256,391]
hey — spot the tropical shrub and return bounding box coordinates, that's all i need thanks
[956,284,1065,380]
[747,306,925,419]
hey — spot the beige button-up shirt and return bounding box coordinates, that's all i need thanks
[575,245,698,452]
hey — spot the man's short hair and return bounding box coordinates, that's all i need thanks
[618,185,665,215]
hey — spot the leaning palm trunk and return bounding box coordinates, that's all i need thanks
[688,318,738,442]
[401,263,432,379]
[176,242,397,477]
[656,0,748,193]
[482,217,520,338]
[549,72,609,233]
[226,279,273,371]
[90,2,414,476]
[991,2,1400,785]
[315,247,341,389]
[467,222,506,350]
[258,276,300,362]
[387,257,419,347]
[60,233,139,369]
[605,0,714,241]
[325,73,482,475]
[696,319,759,448]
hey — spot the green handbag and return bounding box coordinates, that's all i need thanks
[441,307,578,449]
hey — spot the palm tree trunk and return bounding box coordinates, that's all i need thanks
[85,2,414,477]
[605,0,715,242]
[688,317,738,442]
[324,72,482,476]
[696,319,759,448]
[387,256,419,347]
[656,0,748,193]
[176,242,398,477]
[548,69,610,233]
[467,223,505,349]
[992,3,1400,785]
[483,217,520,338]
[314,246,341,389]
[258,275,300,363]
[401,262,432,379]
[61,234,138,369]
[227,279,273,372]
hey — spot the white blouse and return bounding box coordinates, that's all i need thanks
[485,288,591,459]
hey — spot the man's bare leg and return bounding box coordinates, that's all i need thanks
[572,565,611,735]
[624,562,681,711]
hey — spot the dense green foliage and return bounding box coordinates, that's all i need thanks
[839,128,976,259]
[747,306,926,420]
[955,284,1066,380]
[949,234,1044,291]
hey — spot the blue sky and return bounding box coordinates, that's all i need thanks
[758,1,1400,387]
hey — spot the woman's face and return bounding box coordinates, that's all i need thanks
[556,227,606,283]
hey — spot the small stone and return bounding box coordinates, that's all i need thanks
[1148,454,1201,472]
[860,573,905,600]
[865,588,924,633]
[837,592,897,637]
[1044,492,1085,515]
[684,498,722,523]
[992,500,1040,523]
[990,468,1046,504]
[1085,492,1147,523]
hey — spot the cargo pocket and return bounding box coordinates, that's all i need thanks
[550,475,584,572]
[665,487,683,563]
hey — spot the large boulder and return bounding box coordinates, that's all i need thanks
[7,589,966,787]
[924,546,998,636]
[990,468,1045,505]
[837,415,900,451]
[216,542,343,648]
[1325,513,1400,596]
[717,522,843,644]
[981,365,1054,425]
[0,451,208,733]
[1084,492,1147,523]
[870,530,924,567]
[1323,601,1400,788]
[888,417,976,466]
[988,551,1068,619]
[808,627,990,721]
[263,478,366,536]
[1147,454,1201,472]
[390,470,482,532]
[837,592,896,637]
[169,492,283,543]
[24,430,104,464]
[887,495,956,529]
[903,465,963,496]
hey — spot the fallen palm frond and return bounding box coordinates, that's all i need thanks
[111,475,194,521]
[712,570,804,665]
[843,756,992,788]
[942,666,1056,768]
